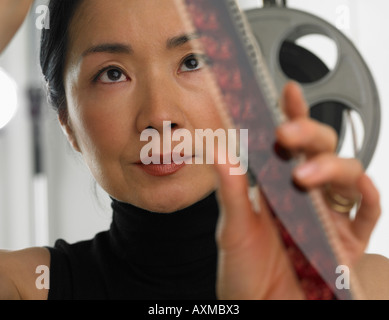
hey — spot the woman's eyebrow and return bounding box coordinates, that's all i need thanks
[81,33,200,59]
[81,43,133,58]
[166,32,201,49]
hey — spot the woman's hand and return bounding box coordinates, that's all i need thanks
[0,0,33,53]
[213,81,381,299]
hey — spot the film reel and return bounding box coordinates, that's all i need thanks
[245,6,381,169]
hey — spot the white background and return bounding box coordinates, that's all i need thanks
[0,0,388,258]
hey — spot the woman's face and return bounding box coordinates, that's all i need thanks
[63,0,223,212]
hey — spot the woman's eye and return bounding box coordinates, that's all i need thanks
[179,54,208,73]
[98,68,128,84]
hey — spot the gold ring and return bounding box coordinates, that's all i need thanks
[324,185,360,214]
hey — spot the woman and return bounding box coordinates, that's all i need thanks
[0,0,32,52]
[0,0,387,300]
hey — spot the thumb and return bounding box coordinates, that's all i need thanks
[213,146,256,247]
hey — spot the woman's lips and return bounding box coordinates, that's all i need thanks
[135,154,193,177]
[136,162,186,177]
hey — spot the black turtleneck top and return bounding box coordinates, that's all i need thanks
[46,192,219,300]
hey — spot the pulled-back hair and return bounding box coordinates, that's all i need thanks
[40,0,83,114]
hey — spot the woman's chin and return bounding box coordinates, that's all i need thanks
[110,165,218,212]
[132,186,213,213]
[137,191,198,213]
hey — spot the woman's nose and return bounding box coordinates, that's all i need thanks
[135,72,186,134]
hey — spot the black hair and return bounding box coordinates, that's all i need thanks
[40,0,83,115]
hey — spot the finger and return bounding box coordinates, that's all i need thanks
[281,81,309,119]
[293,154,363,195]
[351,174,381,244]
[294,154,380,245]
[276,118,338,155]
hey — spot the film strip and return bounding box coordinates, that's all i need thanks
[174,0,363,299]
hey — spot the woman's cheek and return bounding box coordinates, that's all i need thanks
[178,78,222,129]
[74,88,133,155]
[190,93,224,131]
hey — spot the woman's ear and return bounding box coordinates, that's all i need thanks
[58,108,82,153]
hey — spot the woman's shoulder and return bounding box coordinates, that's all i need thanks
[355,253,389,300]
[0,247,50,300]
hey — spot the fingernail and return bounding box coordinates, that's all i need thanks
[280,122,301,136]
[295,162,317,180]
